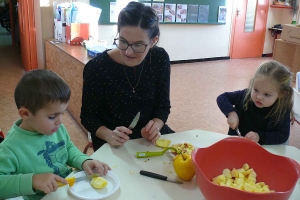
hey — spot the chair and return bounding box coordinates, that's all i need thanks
[83,132,93,154]
[293,87,300,125]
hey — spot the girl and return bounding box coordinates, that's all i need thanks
[217,60,293,145]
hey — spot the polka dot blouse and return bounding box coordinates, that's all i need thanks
[80,47,172,141]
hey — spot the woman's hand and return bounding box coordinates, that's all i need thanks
[245,131,259,143]
[82,160,111,176]
[141,120,162,144]
[227,111,239,130]
[105,126,132,147]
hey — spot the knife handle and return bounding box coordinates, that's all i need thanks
[140,170,167,181]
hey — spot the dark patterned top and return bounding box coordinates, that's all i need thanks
[217,89,290,145]
[81,47,174,149]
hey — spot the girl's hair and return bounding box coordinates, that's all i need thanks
[243,61,293,125]
[117,2,160,40]
[14,69,71,114]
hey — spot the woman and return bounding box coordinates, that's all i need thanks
[80,2,174,151]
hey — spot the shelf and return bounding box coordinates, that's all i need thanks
[270,5,292,9]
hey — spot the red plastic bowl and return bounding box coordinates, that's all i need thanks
[191,137,300,200]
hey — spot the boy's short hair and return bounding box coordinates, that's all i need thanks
[14,69,71,114]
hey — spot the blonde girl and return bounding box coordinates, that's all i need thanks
[217,60,293,144]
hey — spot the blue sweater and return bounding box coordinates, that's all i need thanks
[216,89,290,145]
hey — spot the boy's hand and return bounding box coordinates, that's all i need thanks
[245,131,259,143]
[227,111,239,130]
[32,173,67,194]
[82,160,111,176]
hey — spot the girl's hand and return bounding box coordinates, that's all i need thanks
[82,160,111,176]
[227,111,239,130]
[106,126,132,147]
[141,120,161,144]
[32,173,67,194]
[245,131,259,143]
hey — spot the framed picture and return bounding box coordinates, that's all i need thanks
[164,3,176,22]
[218,6,227,23]
[176,4,187,22]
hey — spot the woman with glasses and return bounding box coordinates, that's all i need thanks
[80,2,174,151]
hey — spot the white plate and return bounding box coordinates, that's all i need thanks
[68,171,120,200]
[168,140,203,157]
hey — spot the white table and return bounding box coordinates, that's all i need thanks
[42,130,300,200]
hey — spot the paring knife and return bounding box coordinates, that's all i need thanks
[128,112,140,129]
[236,127,242,137]
[57,174,99,187]
[140,170,183,184]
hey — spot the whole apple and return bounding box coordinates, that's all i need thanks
[173,153,195,181]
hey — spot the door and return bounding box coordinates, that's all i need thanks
[17,0,38,71]
[230,0,269,59]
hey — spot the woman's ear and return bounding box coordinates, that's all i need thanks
[18,107,30,120]
[151,36,159,47]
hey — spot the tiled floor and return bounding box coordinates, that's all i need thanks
[0,45,299,157]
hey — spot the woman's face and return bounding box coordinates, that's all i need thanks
[118,26,157,67]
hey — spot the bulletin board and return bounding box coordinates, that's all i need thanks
[90,0,226,25]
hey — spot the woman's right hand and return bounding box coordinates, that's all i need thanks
[105,126,132,146]
[227,111,239,130]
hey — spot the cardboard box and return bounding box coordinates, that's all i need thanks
[281,24,300,45]
[66,23,89,45]
[54,19,66,42]
[273,39,300,79]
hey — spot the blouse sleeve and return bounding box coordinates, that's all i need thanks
[152,48,171,123]
[216,89,247,117]
[80,59,105,135]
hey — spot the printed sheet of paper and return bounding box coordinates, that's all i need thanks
[164,4,176,22]
[198,5,209,23]
[176,4,187,22]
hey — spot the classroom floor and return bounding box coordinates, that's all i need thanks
[0,44,299,156]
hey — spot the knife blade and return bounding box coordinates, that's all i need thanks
[236,127,242,137]
[128,112,140,129]
[140,170,183,184]
[57,174,99,187]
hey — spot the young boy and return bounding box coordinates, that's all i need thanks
[0,69,111,200]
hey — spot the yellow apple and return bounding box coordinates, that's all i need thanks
[90,177,108,189]
[173,153,195,181]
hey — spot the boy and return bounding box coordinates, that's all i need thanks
[0,69,110,200]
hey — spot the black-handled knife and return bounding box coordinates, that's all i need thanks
[140,170,183,184]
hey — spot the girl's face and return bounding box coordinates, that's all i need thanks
[251,76,279,108]
[118,26,157,67]
[19,101,68,135]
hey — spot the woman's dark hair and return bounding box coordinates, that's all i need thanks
[118,2,160,40]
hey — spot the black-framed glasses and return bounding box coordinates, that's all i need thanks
[113,38,150,53]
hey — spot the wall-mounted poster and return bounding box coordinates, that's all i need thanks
[176,4,187,22]
[152,3,164,22]
[187,4,199,23]
[218,6,227,23]
[164,3,176,22]
[198,5,209,23]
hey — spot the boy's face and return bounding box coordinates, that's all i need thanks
[19,101,68,135]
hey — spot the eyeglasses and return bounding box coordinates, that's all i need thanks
[113,38,150,53]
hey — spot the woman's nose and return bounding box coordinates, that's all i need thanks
[125,45,134,55]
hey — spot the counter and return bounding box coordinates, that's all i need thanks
[45,39,91,133]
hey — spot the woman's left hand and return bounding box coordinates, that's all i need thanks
[141,120,162,143]
[245,131,259,143]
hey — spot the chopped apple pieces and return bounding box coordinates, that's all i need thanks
[211,163,275,193]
